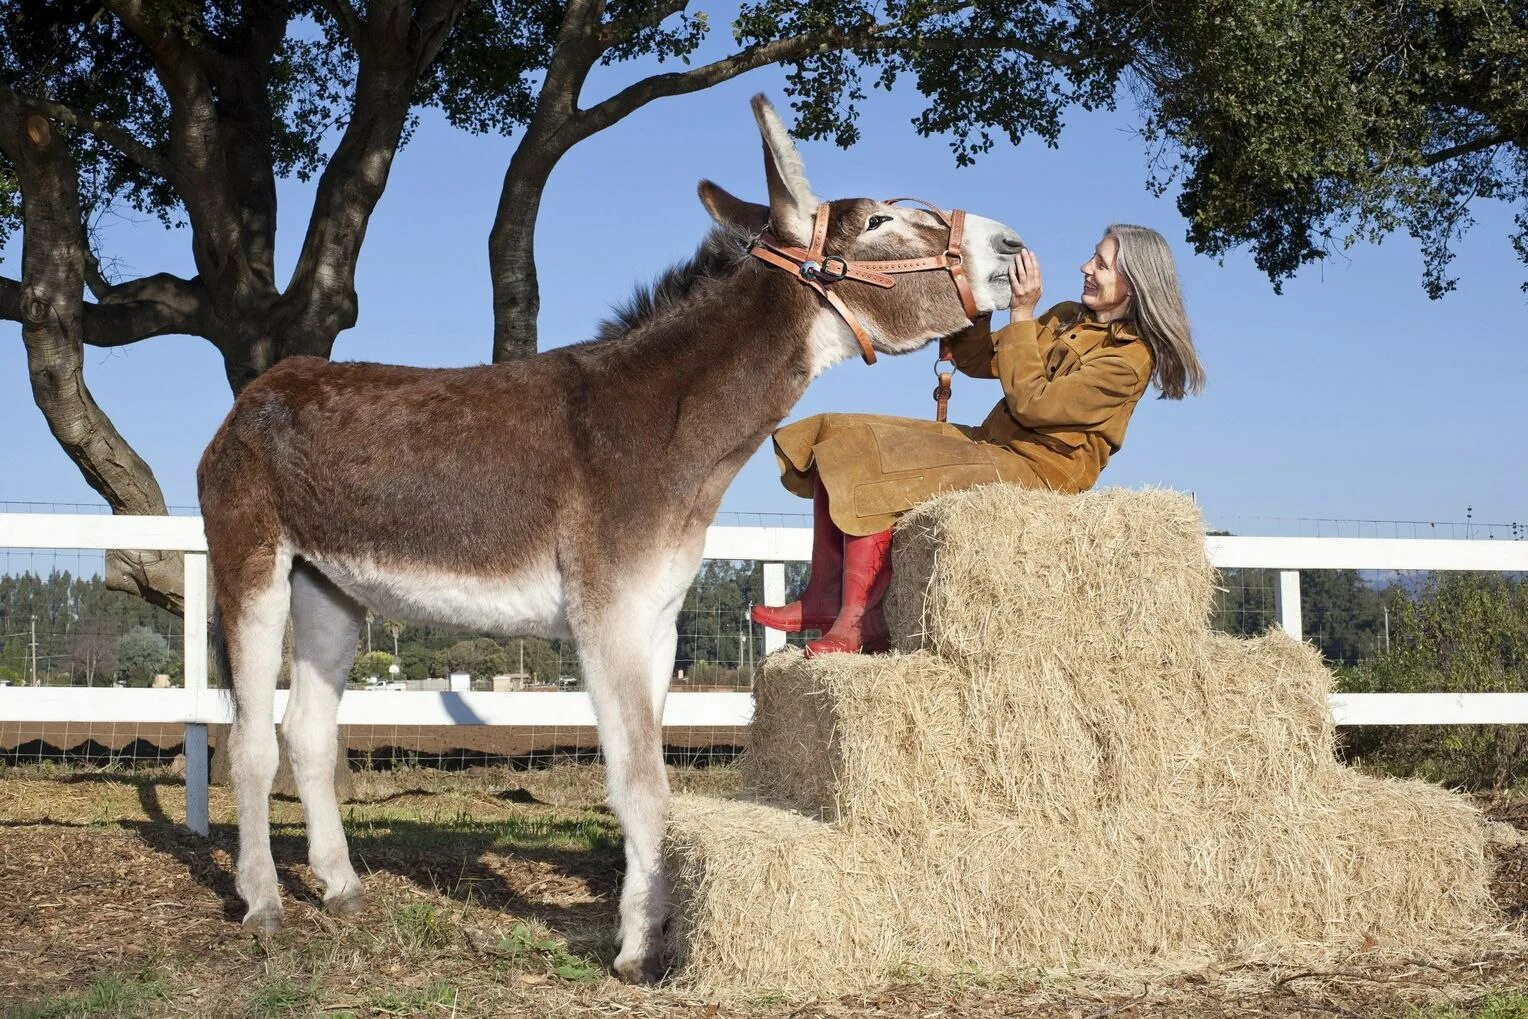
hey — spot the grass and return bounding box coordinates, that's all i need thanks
[495,921,605,983]
[3,971,169,1019]
[243,975,317,1017]
[1408,992,1528,1019]
[369,981,460,1014]
[391,902,450,950]
[0,765,1522,1018]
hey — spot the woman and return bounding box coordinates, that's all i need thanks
[753,224,1206,655]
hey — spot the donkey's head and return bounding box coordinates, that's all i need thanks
[698,95,1024,370]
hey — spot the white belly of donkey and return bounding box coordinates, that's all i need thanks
[308,554,570,638]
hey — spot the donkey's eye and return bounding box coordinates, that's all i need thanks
[866,214,893,231]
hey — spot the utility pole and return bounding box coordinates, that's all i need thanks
[29,615,38,687]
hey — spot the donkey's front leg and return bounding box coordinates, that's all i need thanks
[577,611,672,983]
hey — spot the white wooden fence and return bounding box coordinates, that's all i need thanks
[3,512,1528,837]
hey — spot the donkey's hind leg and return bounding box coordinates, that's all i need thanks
[222,546,294,934]
[285,563,367,915]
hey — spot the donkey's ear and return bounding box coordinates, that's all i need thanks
[750,94,817,245]
[697,180,769,233]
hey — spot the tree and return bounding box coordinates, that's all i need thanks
[1300,569,1385,666]
[0,0,462,610]
[349,649,395,685]
[70,618,118,686]
[1131,1,1528,299]
[115,622,170,685]
[5,1,1524,614]
[1341,571,1528,790]
[430,636,509,680]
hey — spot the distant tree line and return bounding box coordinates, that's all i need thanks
[8,560,1523,786]
[0,560,808,689]
[0,569,181,686]
[1212,563,1528,790]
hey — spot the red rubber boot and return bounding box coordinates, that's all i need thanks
[751,479,843,633]
[805,527,893,656]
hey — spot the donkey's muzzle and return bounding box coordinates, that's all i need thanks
[994,234,1026,255]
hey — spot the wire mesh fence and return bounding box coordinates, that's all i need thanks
[3,518,1525,782]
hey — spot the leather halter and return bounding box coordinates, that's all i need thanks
[749,199,980,390]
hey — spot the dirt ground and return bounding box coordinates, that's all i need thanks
[1,764,1525,1019]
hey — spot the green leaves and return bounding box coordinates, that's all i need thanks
[1130,0,1528,296]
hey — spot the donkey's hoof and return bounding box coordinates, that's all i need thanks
[242,906,283,936]
[613,950,667,985]
[324,888,365,917]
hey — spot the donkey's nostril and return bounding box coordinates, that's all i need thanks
[994,234,1025,255]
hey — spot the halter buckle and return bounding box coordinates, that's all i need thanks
[818,255,849,281]
[800,256,849,283]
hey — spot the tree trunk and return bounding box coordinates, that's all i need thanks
[1,103,184,612]
[489,144,559,362]
[213,298,337,394]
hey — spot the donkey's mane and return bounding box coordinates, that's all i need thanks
[595,224,757,342]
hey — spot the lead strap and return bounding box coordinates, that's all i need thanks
[934,336,953,423]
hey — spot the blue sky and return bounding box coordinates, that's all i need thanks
[3,26,1526,534]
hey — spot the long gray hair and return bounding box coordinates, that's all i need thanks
[1107,224,1205,400]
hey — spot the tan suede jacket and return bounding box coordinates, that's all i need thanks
[948,301,1155,491]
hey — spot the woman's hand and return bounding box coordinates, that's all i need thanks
[1008,249,1042,322]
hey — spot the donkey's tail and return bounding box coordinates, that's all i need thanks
[210,602,234,707]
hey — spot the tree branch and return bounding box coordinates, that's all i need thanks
[88,271,209,345]
[283,0,464,347]
[82,248,111,300]
[0,275,19,321]
[0,83,182,611]
[2,269,208,347]
[104,0,254,298]
[598,0,689,48]
[316,0,365,49]
[1423,130,1516,166]
[576,23,1081,139]
[20,97,174,180]
[540,0,610,122]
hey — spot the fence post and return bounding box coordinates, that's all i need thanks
[183,550,210,837]
[1274,569,1303,642]
[762,562,786,655]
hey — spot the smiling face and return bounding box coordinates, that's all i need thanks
[1080,235,1132,320]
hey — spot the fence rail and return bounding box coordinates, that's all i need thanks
[4,512,1528,836]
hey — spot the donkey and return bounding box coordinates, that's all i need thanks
[197,94,1022,982]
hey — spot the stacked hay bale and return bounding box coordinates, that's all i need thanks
[664,488,1498,993]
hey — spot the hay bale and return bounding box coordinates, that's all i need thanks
[667,778,1491,994]
[885,486,1214,671]
[742,649,980,828]
[665,795,897,994]
[742,631,1338,830]
[668,486,1501,993]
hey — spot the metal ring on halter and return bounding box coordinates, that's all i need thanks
[933,357,956,378]
[798,260,821,280]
